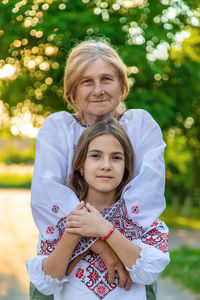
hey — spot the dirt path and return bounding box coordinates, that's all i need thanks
[0,189,37,299]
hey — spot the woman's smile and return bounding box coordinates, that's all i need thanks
[74,58,123,125]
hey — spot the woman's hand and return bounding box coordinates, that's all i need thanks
[65,236,132,291]
[65,202,112,237]
[91,239,132,290]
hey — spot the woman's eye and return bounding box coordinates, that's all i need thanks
[81,79,91,84]
[103,77,111,81]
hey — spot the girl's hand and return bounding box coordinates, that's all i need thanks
[65,202,112,237]
[65,201,86,234]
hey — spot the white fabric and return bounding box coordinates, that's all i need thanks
[31,109,166,252]
[26,232,170,300]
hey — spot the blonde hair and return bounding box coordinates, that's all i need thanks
[64,39,129,112]
[69,118,134,202]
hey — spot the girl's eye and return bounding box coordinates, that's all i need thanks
[112,156,122,160]
[90,154,100,158]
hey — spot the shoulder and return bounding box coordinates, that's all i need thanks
[37,111,74,139]
[41,111,73,129]
[122,109,155,121]
[121,109,159,129]
[45,111,72,122]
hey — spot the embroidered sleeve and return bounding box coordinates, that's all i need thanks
[125,221,170,285]
[26,255,68,295]
[31,112,98,258]
[39,216,98,260]
[120,109,166,228]
[31,112,80,247]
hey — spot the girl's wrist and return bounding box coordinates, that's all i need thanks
[101,222,115,239]
[63,230,81,240]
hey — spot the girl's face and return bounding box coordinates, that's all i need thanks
[74,58,123,124]
[80,134,125,199]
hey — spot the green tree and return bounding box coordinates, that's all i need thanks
[0,0,200,213]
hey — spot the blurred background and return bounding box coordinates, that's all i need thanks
[0,0,200,299]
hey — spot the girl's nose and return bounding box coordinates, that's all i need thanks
[100,158,112,170]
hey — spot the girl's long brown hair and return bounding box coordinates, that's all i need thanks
[69,118,134,202]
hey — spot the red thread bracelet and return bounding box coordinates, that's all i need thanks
[101,225,116,240]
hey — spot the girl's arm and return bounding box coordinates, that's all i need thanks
[42,231,80,280]
[42,202,85,280]
[26,203,83,296]
[65,203,170,284]
[26,232,80,296]
[65,203,141,268]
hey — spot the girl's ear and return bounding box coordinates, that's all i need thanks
[79,167,84,176]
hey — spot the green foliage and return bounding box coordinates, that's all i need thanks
[0,137,35,164]
[0,147,35,164]
[0,173,32,189]
[160,206,200,230]
[161,246,200,294]
[0,0,200,213]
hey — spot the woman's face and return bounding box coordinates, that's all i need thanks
[74,58,123,124]
[80,134,125,199]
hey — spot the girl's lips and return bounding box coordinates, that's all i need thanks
[97,176,113,179]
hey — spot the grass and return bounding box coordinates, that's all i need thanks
[0,173,32,189]
[161,246,200,295]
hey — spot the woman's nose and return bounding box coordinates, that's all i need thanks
[93,82,104,96]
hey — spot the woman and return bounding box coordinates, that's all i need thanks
[30,39,166,299]
[27,118,169,300]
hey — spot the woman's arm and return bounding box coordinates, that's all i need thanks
[121,109,166,227]
[31,112,80,244]
[66,239,132,290]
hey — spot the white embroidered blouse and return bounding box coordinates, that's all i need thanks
[31,109,167,256]
[27,198,170,300]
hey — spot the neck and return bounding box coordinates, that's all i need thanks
[77,110,119,126]
[84,189,116,212]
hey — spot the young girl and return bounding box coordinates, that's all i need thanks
[27,118,169,300]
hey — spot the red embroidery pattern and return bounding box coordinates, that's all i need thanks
[131,205,139,214]
[80,253,118,299]
[76,268,84,279]
[39,198,168,299]
[74,198,168,299]
[46,226,55,235]
[40,217,97,258]
[40,239,59,255]
[151,221,159,227]
[40,217,66,255]
[52,205,59,214]
[141,229,168,252]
